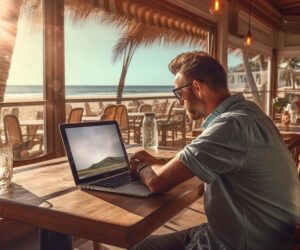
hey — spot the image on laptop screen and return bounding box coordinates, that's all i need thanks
[64,124,128,179]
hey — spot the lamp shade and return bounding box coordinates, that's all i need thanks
[208,0,224,15]
[244,30,254,47]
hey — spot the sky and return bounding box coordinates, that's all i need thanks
[65,124,125,170]
[7,16,203,86]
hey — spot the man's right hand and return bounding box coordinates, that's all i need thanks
[129,150,164,173]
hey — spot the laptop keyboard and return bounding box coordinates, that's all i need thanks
[92,172,136,188]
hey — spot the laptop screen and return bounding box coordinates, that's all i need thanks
[62,122,129,181]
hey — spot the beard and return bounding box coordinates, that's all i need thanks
[185,99,206,121]
[187,108,205,120]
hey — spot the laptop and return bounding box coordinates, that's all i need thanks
[59,121,152,197]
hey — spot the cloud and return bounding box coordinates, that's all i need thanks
[65,124,126,171]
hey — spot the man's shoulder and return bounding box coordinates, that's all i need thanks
[217,100,264,124]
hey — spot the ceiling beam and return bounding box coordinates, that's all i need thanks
[227,0,282,30]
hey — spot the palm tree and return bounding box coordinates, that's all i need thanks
[0,0,208,102]
[241,50,262,106]
[66,1,207,101]
[112,22,207,101]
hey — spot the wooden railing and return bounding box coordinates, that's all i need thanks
[0,94,177,165]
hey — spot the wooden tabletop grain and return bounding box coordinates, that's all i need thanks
[0,146,204,248]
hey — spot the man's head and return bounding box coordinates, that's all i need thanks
[169,51,229,120]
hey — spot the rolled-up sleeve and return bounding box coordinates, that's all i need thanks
[178,117,247,183]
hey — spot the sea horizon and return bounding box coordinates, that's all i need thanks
[4,85,174,98]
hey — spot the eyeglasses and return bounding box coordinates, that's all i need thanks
[172,82,193,100]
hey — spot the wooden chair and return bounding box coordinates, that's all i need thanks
[157,101,185,146]
[98,101,104,115]
[67,108,83,123]
[114,105,130,144]
[155,99,169,118]
[128,104,153,143]
[26,111,44,150]
[138,103,152,113]
[84,102,98,116]
[3,115,43,160]
[100,105,117,121]
[10,107,19,118]
[65,103,73,117]
[281,133,300,180]
[100,105,130,144]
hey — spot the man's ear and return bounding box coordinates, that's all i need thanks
[192,80,202,98]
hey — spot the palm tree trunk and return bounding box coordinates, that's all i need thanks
[116,41,137,104]
[258,55,268,109]
[242,50,262,107]
[0,0,23,102]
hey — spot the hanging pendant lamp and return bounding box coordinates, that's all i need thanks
[244,0,254,47]
[208,0,224,15]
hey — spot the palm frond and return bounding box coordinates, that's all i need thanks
[112,22,207,62]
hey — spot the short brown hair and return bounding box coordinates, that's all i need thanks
[168,51,228,91]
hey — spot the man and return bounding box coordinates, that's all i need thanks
[130,51,300,249]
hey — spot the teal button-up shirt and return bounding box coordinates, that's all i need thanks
[179,93,300,249]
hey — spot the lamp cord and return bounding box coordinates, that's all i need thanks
[248,0,251,32]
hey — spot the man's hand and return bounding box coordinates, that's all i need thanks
[129,150,164,173]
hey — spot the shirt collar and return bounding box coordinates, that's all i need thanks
[201,93,245,129]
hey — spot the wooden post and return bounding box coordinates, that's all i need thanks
[44,0,66,157]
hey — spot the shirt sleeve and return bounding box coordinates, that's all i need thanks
[178,116,247,183]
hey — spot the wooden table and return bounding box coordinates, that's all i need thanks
[0,146,204,250]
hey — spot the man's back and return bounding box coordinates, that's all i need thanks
[180,94,300,249]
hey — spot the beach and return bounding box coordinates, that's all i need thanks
[1,92,175,122]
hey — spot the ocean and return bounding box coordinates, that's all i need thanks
[5,85,174,98]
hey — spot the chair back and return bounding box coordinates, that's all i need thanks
[98,101,104,112]
[65,103,73,117]
[101,105,117,121]
[166,100,177,122]
[11,108,19,118]
[3,114,23,145]
[68,108,83,123]
[84,102,93,116]
[138,104,152,113]
[114,105,129,130]
[281,133,300,180]
[160,99,169,114]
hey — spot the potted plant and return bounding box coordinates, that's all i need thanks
[272,97,289,113]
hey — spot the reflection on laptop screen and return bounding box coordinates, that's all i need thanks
[65,124,128,180]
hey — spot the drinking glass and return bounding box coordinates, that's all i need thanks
[0,144,13,191]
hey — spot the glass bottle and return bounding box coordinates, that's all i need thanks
[142,113,158,149]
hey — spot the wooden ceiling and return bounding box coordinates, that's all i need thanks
[267,0,300,33]
[267,0,300,16]
[234,0,300,33]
